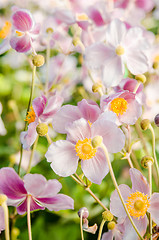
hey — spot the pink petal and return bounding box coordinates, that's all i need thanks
[102,231,113,240]
[10,34,31,53]
[45,140,78,177]
[52,105,81,134]
[148,193,159,225]
[0,207,5,233]
[17,196,44,215]
[105,19,127,47]
[37,194,74,211]
[12,10,34,32]
[32,95,47,117]
[29,23,41,35]
[20,121,38,150]
[129,168,149,195]
[87,7,105,26]
[110,184,131,218]
[54,9,76,25]
[66,118,91,143]
[0,38,11,55]
[0,167,27,199]
[81,148,109,184]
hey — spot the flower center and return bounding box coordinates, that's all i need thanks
[115,45,125,56]
[126,191,150,219]
[110,97,128,116]
[16,30,24,37]
[75,138,97,160]
[0,21,11,39]
[25,106,36,124]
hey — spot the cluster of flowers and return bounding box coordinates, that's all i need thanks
[1,0,159,239]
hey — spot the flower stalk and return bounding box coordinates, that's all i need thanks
[27,195,32,240]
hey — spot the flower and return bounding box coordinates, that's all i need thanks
[46,112,125,184]
[101,90,142,125]
[0,167,74,215]
[101,221,124,240]
[110,168,159,239]
[85,19,149,87]
[20,94,63,150]
[10,8,40,53]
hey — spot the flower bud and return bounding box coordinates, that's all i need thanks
[115,45,125,56]
[154,114,159,127]
[91,136,103,148]
[72,37,80,46]
[78,207,89,219]
[102,210,113,222]
[36,123,48,136]
[135,74,146,84]
[92,83,103,93]
[46,27,53,34]
[32,54,45,67]
[141,156,154,168]
[153,61,159,69]
[140,119,150,131]
[0,194,7,206]
[107,221,116,230]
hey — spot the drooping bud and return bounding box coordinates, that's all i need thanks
[102,210,113,222]
[141,155,154,168]
[107,221,116,230]
[36,123,48,136]
[78,207,89,219]
[91,136,103,148]
[32,54,45,67]
[140,119,150,131]
[92,83,103,93]
[135,74,146,84]
[154,114,159,127]
[0,194,7,206]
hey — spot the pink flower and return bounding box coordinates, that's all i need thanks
[10,8,40,53]
[0,167,74,215]
[101,90,142,125]
[46,113,125,184]
[52,99,102,134]
[85,19,149,87]
[110,168,159,239]
[101,221,124,240]
[20,94,63,150]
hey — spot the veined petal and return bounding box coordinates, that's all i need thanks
[32,95,47,117]
[148,193,159,225]
[0,167,27,199]
[17,196,44,215]
[12,9,34,32]
[20,121,38,150]
[45,140,78,177]
[10,34,31,53]
[24,174,47,197]
[81,147,109,184]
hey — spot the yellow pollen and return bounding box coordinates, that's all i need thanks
[154,55,159,62]
[25,106,36,124]
[16,30,24,37]
[88,120,92,127]
[115,45,125,56]
[110,97,128,116]
[75,138,97,160]
[0,21,11,39]
[126,191,150,219]
[76,13,89,21]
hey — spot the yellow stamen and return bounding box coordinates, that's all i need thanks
[0,21,11,39]
[16,30,24,37]
[154,55,159,62]
[110,97,128,116]
[88,120,92,127]
[25,106,36,124]
[115,45,125,56]
[76,13,89,21]
[75,138,97,160]
[126,191,150,219]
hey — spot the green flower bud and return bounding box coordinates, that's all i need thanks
[92,83,103,93]
[91,136,103,148]
[141,155,154,168]
[46,27,53,34]
[36,123,48,136]
[107,221,116,230]
[135,74,146,84]
[32,54,45,67]
[140,119,150,131]
[102,210,114,222]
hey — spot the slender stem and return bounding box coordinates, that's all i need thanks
[18,66,36,175]
[100,143,144,240]
[27,195,32,240]
[127,154,134,168]
[80,210,84,240]
[26,135,39,174]
[70,175,84,187]
[97,219,105,240]
[45,33,51,93]
[148,162,152,240]
[135,121,149,155]
[133,82,141,94]
[2,202,10,240]
[149,125,159,182]
[46,133,52,145]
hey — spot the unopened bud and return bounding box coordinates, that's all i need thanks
[36,123,48,136]
[102,210,113,222]
[153,61,159,69]
[0,194,7,206]
[135,74,146,84]
[141,156,154,168]
[78,207,89,219]
[107,221,116,230]
[140,119,150,131]
[32,54,45,67]
[92,83,103,93]
[91,136,103,148]
[72,37,80,46]
[154,114,159,127]
[46,27,53,34]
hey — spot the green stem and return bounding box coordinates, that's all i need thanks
[100,143,144,240]
[97,219,106,240]
[2,202,10,240]
[45,34,51,93]
[148,162,152,240]
[27,196,32,240]
[26,135,39,174]
[46,133,52,145]
[18,66,36,175]
[80,210,84,240]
